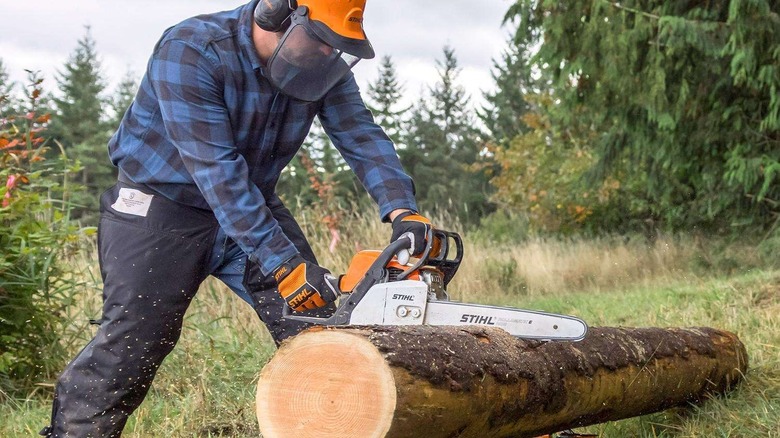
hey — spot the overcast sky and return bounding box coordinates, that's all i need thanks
[1,0,514,108]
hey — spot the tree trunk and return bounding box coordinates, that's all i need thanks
[256,325,747,438]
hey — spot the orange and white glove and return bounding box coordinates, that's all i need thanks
[273,255,338,312]
[390,211,431,257]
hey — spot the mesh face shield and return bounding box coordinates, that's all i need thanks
[266,9,362,101]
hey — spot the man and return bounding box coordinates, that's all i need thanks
[41,0,432,436]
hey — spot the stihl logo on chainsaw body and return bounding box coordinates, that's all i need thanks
[392,294,415,301]
[460,314,496,325]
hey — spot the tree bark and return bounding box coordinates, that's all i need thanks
[256,325,747,438]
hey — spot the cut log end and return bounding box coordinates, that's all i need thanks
[256,329,396,438]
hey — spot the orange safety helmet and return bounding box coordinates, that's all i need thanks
[254,0,375,100]
[254,0,374,59]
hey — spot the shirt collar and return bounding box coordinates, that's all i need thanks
[239,0,266,73]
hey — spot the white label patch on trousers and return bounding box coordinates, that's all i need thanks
[111,188,154,217]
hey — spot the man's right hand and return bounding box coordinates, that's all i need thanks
[273,255,338,312]
[390,211,432,256]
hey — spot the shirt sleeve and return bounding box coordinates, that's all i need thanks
[318,73,418,222]
[149,39,298,275]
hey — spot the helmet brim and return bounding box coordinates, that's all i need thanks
[305,19,375,59]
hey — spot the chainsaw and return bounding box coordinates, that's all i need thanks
[283,229,588,341]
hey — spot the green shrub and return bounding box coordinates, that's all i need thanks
[758,230,780,268]
[0,74,86,397]
[472,210,530,244]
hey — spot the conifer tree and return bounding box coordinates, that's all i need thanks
[110,69,138,130]
[479,35,533,146]
[50,27,115,222]
[506,0,780,232]
[0,59,19,121]
[401,46,492,225]
[366,55,408,147]
[277,119,362,210]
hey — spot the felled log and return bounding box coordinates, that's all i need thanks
[256,326,747,438]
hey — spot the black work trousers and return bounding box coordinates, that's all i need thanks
[43,182,319,437]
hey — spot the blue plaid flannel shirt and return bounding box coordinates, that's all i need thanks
[108,1,417,276]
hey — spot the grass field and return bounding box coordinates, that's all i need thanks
[1,215,778,437]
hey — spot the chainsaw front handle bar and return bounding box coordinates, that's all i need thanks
[397,228,435,280]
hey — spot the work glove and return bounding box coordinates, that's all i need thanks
[273,254,339,312]
[390,211,432,257]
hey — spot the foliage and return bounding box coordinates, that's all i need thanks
[489,94,607,233]
[757,227,780,267]
[506,0,780,233]
[109,69,139,130]
[400,46,494,225]
[49,27,115,223]
[366,55,409,147]
[0,73,86,397]
[277,119,366,210]
[0,59,19,122]
[479,31,533,146]
[471,209,530,245]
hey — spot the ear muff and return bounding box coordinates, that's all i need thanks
[254,0,297,32]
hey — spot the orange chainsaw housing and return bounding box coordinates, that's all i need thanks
[338,250,438,293]
[338,230,462,293]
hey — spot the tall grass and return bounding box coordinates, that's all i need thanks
[454,236,694,301]
[298,209,766,303]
